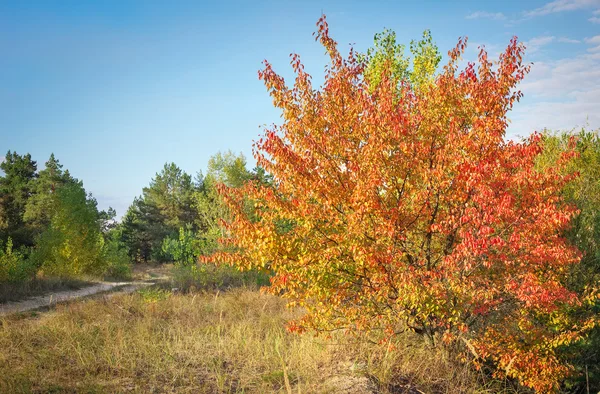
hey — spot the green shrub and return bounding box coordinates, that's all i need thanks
[102,238,132,281]
[0,238,36,283]
[538,128,600,392]
[161,226,198,267]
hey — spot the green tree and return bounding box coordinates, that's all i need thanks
[537,128,600,391]
[102,227,132,280]
[0,151,37,247]
[24,153,75,236]
[120,197,156,263]
[143,162,196,229]
[193,151,253,255]
[0,237,36,282]
[32,181,106,277]
[98,207,118,235]
[121,163,196,262]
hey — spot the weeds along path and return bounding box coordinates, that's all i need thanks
[0,281,154,316]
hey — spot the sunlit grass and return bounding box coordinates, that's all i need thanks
[0,285,526,393]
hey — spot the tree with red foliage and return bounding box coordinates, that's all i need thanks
[210,16,599,392]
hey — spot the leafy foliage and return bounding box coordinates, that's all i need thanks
[193,151,255,255]
[162,226,197,267]
[1,151,126,284]
[102,230,132,280]
[211,17,598,392]
[537,128,600,392]
[359,28,441,93]
[24,153,75,236]
[32,182,106,277]
[0,237,36,282]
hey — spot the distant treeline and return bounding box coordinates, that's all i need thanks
[0,152,128,282]
[119,151,271,265]
[0,150,270,286]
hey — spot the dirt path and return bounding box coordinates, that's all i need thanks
[0,281,153,316]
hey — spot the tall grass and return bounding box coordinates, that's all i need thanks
[0,285,528,393]
[170,263,271,292]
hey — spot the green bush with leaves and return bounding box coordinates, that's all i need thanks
[0,237,36,283]
[102,237,132,281]
[31,182,106,277]
[161,226,198,266]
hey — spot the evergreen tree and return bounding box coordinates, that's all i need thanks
[24,153,75,236]
[0,151,37,247]
[142,162,196,229]
[120,197,156,263]
[121,163,197,262]
[98,207,118,236]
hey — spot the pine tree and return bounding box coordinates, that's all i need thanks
[24,153,75,235]
[0,151,37,247]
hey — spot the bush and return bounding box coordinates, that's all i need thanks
[0,238,36,283]
[161,226,197,267]
[102,238,132,281]
[538,129,600,392]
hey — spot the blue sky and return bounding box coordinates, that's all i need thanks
[1,0,599,217]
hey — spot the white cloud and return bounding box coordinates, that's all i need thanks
[558,37,581,43]
[594,8,600,13]
[525,36,556,53]
[524,0,600,16]
[585,35,600,44]
[585,36,600,51]
[508,39,600,135]
[465,11,506,20]
[590,16,600,22]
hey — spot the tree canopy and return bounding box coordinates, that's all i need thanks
[210,16,598,392]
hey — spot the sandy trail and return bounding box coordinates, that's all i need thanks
[0,281,153,316]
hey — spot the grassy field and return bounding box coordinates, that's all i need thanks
[0,284,526,393]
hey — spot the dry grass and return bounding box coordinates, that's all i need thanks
[0,286,526,393]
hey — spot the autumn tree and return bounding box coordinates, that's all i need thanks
[211,17,598,392]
